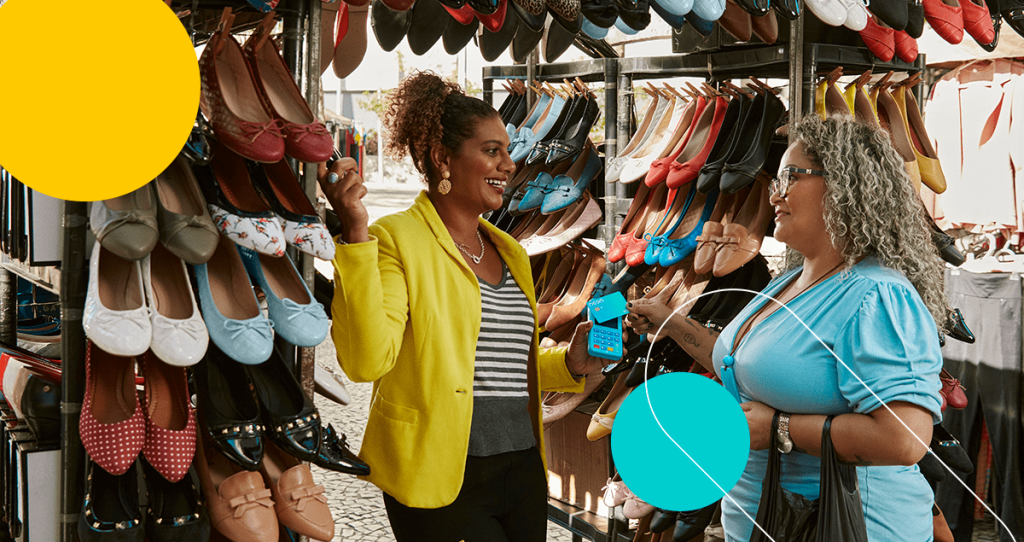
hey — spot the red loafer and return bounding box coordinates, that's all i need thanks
[923,0,965,43]
[960,0,995,44]
[859,14,895,61]
[894,29,919,63]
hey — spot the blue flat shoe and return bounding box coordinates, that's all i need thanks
[658,188,719,267]
[193,235,273,365]
[685,10,715,34]
[541,142,603,214]
[645,184,699,265]
[237,246,329,348]
[518,159,573,213]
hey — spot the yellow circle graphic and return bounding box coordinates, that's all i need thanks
[0,0,199,201]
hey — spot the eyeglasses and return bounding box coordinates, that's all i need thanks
[769,166,827,198]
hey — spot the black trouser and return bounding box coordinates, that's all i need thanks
[383,447,547,542]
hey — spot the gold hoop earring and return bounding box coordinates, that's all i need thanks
[438,171,452,195]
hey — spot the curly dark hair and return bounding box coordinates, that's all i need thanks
[382,70,499,182]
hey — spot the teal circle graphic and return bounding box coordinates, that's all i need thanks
[610,372,749,512]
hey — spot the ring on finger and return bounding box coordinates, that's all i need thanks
[327,172,340,184]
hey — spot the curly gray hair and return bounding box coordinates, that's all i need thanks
[782,115,951,331]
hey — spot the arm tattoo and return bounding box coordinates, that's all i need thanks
[843,454,875,466]
[683,333,700,347]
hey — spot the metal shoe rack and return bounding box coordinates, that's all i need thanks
[0,3,327,541]
[482,17,924,542]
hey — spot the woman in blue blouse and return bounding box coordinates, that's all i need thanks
[627,115,950,541]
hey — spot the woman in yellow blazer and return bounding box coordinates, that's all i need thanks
[317,71,610,542]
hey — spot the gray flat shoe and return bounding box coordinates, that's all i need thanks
[89,184,159,261]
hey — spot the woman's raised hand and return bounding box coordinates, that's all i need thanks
[317,158,370,244]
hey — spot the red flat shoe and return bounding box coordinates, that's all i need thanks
[923,0,965,43]
[667,95,729,189]
[894,29,919,62]
[960,0,995,44]
[199,9,286,164]
[79,341,146,476]
[140,352,197,483]
[244,15,334,163]
[859,14,895,61]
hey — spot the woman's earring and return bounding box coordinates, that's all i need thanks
[438,171,452,195]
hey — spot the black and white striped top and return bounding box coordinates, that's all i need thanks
[467,261,538,456]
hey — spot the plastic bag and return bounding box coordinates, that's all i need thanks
[749,412,819,542]
[749,414,869,542]
[816,416,869,542]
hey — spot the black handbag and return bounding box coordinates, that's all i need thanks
[750,414,869,542]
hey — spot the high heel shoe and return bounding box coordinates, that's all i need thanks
[79,341,146,476]
[193,344,266,471]
[78,460,145,542]
[246,345,323,462]
[249,159,336,261]
[893,84,947,193]
[260,443,335,540]
[198,10,285,164]
[140,352,196,483]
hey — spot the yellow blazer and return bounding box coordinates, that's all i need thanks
[330,192,586,509]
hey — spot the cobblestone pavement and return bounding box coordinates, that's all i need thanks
[311,340,574,542]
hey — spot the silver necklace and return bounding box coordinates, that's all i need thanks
[455,230,485,264]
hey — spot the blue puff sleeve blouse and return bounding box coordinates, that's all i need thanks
[711,256,943,542]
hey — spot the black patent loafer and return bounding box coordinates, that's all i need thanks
[546,97,601,165]
[946,308,975,344]
[78,461,145,542]
[313,424,372,476]
[650,509,677,533]
[771,0,800,19]
[141,461,211,542]
[193,344,265,471]
[247,346,323,462]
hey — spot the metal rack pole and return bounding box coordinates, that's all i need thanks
[0,268,15,346]
[299,0,321,394]
[59,202,88,542]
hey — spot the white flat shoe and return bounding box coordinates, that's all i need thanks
[805,0,849,25]
[842,0,869,30]
[83,241,152,356]
[144,244,209,367]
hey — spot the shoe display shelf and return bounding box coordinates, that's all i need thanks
[484,25,927,540]
[0,5,329,541]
